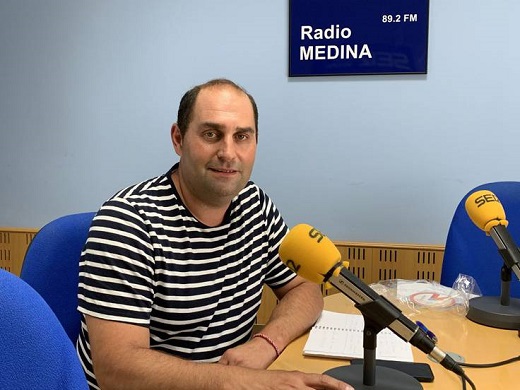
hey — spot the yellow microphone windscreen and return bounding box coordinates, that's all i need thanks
[465,190,508,232]
[279,224,343,284]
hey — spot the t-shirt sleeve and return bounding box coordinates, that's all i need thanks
[77,198,155,326]
[260,192,298,289]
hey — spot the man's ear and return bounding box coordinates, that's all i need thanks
[171,123,183,155]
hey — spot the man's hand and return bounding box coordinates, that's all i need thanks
[86,314,354,390]
[219,336,276,369]
[249,370,354,390]
[219,341,355,390]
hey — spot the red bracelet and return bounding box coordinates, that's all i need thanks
[252,332,281,357]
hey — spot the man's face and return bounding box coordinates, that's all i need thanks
[173,85,257,206]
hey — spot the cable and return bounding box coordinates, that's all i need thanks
[453,362,475,390]
[459,354,520,369]
[460,372,477,390]
[456,354,520,390]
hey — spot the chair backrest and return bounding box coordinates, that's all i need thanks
[0,269,89,390]
[20,212,96,343]
[441,182,520,298]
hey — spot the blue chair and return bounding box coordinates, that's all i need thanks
[441,182,520,298]
[20,212,96,343]
[0,269,89,389]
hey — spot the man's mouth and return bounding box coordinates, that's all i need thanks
[209,167,237,174]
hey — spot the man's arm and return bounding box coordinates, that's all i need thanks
[86,314,351,390]
[261,275,324,352]
[219,275,323,369]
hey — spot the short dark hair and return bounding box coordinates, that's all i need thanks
[176,78,259,140]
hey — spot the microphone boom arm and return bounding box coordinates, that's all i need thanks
[327,268,457,370]
[489,225,520,280]
[330,270,425,341]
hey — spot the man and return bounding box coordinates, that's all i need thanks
[77,79,352,390]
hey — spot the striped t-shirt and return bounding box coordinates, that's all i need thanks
[76,165,295,389]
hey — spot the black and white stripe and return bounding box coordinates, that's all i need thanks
[76,165,295,389]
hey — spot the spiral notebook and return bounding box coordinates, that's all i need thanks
[303,310,414,362]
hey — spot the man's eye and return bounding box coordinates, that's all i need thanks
[236,133,249,141]
[204,131,217,139]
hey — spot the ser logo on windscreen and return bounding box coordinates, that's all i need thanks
[474,193,500,208]
[308,228,324,243]
[285,259,301,274]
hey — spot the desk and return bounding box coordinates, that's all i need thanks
[269,294,519,389]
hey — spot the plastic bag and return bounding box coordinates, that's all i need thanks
[369,275,482,317]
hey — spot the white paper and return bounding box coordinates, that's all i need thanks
[303,310,414,362]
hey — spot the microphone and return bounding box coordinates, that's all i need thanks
[465,190,520,281]
[279,224,464,377]
[463,189,520,329]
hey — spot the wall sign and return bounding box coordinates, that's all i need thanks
[289,0,430,77]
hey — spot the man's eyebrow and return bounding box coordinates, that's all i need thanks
[236,126,255,134]
[200,121,224,130]
[200,122,255,133]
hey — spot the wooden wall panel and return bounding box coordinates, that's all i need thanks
[0,228,38,276]
[0,227,444,325]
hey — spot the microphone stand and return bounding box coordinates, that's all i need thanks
[466,226,520,329]
[324,301,422,389]
[467,263,520,329]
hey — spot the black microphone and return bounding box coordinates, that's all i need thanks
[279,224,464,377]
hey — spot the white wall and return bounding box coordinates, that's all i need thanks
[1,1,519,244]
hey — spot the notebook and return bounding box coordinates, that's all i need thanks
[303,310,414,362]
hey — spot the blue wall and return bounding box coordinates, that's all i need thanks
[1,1,519,245]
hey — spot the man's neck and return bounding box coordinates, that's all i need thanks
[171,170,230,227]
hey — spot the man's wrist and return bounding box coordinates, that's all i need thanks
[252,333,282,358]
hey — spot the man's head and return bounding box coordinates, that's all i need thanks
[170,79,258,209]
[176,79,258,141]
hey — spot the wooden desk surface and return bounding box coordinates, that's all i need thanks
[269,294,520,389]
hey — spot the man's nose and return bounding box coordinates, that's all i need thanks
[217,136,236,160]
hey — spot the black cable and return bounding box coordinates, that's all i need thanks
[459,354,520,369]
[460,372,477,390]
[460,377,470,390]
[455,362,475,390]
[456,354,520,390]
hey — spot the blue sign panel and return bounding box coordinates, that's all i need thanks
[289,0,430,76]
